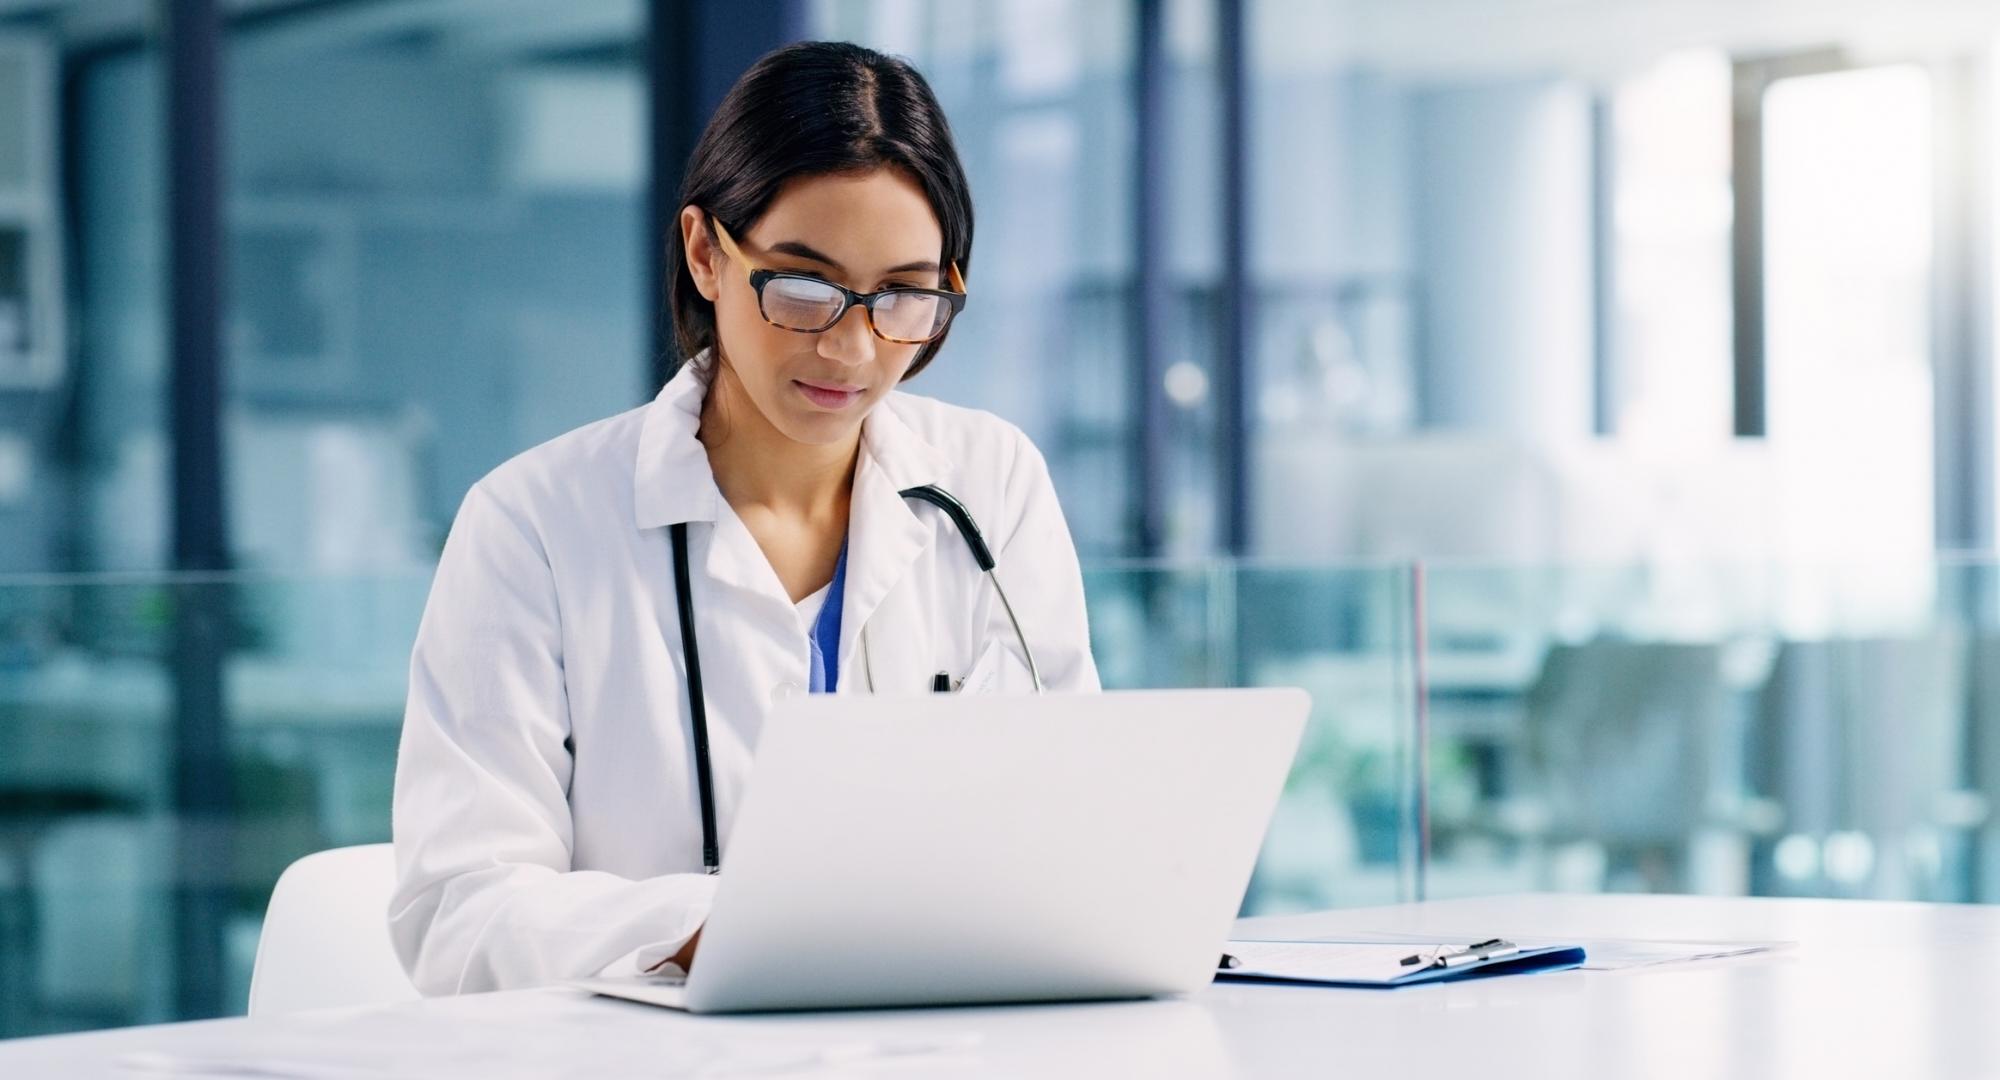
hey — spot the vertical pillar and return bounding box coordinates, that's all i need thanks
[645,0,807,393]
[1731,61,1769,437]
[1133,0,1170,554]
[163,0,233,1021]
[1218,0,1251,552]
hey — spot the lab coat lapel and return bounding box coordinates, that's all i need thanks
[631,356,795,605]
[631,360,719,532]
[839,400,951,693]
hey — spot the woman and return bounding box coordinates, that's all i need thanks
[388,40,1100,996]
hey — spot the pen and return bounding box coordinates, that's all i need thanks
[1440,942,1518,969]
[1401,938,1515,969]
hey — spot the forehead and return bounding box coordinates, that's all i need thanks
[748,168,944,266]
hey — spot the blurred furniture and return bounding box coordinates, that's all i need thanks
[248,844,416,1016]
[1956,633,2000,901]
[6,894,1997,1077]
[29,753,335,1029]
[0,788,141,1032]
[1515,640,1738,892]
[1755,632,1975,900]
[29,814,172,1032]
[0,787,140,1037]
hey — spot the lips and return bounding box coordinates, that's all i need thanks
[793,379,864,410]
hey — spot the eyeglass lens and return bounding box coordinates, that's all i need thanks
[760,276,951,342]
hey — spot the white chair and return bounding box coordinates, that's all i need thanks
[247,844,420,1016]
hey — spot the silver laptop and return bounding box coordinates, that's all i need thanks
[569,687,1307,1013]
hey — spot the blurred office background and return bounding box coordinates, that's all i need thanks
[5,0,2000,1039]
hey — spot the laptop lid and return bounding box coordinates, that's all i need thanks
[677,687,1308,1013]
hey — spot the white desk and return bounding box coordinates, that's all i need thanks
[3,893,1996,1078]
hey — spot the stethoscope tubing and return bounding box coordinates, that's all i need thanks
[670,484,1040,874]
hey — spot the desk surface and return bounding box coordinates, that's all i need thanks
[4,892,1997,1079]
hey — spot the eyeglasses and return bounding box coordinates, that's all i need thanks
[710,219,967,345]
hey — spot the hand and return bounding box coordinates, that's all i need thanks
[646,927,703,974]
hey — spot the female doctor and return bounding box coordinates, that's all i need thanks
[387,40,1100,996]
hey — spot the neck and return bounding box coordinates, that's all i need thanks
[699,361,859,522]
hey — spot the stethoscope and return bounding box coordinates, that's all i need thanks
[669,483,1043,874]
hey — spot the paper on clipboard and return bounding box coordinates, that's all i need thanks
[1286,929,1794,972]
[1224,941,1441,983]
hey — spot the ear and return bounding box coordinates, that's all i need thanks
[680,205,722,302]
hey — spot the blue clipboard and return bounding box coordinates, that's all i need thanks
[1217,938,1587,988]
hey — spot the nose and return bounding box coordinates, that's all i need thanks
[818,301,877,368]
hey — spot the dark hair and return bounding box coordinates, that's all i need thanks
[667,41,974,382]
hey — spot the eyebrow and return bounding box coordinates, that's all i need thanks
[766,239,940,278]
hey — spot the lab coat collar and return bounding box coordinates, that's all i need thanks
[632,359,777,601]
[632,357,721,530]
[855,388,955,497]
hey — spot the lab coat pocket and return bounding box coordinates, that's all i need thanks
[957,637,1037,695]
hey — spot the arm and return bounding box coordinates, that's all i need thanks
[388,481,715,994]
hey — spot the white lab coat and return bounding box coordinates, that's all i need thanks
[388,359,1101,996]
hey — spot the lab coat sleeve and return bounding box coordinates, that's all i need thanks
[389,479,716,995]
[994,430,1102,692]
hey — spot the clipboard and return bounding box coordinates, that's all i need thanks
[1217,937,1587,988]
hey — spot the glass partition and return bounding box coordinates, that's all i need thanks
[0,574,427,1038]
[1418,558,2000,906]
[11,557,2000,1038]
[0,563,1419,1037]
[1084,562,1423,914]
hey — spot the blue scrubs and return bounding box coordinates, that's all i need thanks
[806,538,849,694]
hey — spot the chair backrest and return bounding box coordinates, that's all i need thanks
[248,843,420,1016]
[1524,639,1731,846]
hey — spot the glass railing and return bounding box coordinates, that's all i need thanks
[1085,563,1423,915]
[0,574,429,1037]
[1419,558,2000,907]
[4,558,1999,1038]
